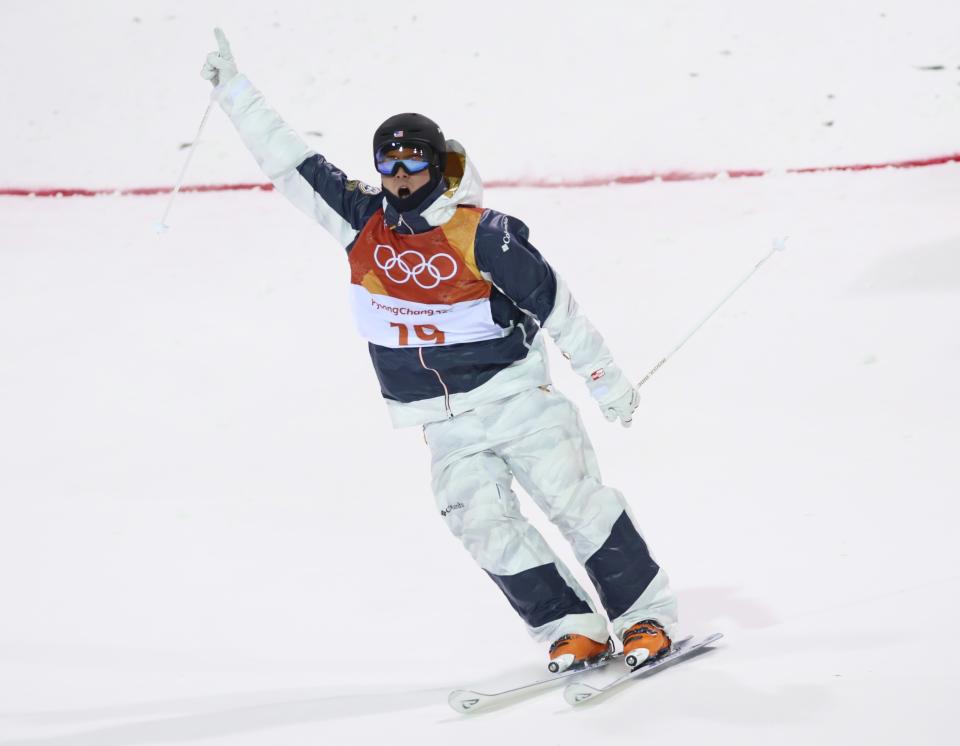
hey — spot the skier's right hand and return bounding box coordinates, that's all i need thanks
[200,28,238,88]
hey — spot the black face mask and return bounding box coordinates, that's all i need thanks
[383,167,442,213]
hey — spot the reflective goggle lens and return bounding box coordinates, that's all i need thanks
[375,142,435,175]
[376,158,432,176]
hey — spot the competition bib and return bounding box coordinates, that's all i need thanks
[348,208,505,349]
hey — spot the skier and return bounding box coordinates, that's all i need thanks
[201,29,678,672]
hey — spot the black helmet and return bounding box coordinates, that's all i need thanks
[373,112,446,170]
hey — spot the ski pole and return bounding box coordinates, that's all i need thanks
[636,237,788,388]
[154,100,216,234]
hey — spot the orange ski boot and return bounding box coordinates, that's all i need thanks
[622,620,671,668]
[548,634,612,673]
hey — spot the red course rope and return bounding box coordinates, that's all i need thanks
[3,152,958,198]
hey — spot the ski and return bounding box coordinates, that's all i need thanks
[563,632,723,706]
[449,651,623,714]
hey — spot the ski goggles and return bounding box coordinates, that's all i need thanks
[374,141,436,176]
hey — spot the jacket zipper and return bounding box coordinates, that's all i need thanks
[418,347,453,418]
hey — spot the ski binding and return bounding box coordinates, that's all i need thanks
[563,632,723,706]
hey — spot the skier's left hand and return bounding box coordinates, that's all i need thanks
[587,366,640,427]
[600,385,640,428]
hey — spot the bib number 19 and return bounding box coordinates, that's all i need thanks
[390,322,446,346]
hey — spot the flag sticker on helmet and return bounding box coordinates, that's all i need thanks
[393,130,404,137]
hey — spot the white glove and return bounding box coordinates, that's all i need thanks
[200,28,238,88]
[601,385,640,427]
[586,366,640,427]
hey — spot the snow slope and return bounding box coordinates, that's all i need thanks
[3,0,960,189]
[1,2,959,745]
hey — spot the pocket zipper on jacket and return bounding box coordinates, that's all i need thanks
[418,347,453,418]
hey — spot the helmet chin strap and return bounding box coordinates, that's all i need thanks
[384,167,442,213]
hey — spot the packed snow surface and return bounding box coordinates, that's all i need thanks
[1,2,958,744]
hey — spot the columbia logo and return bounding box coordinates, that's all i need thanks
[440,502,465,517]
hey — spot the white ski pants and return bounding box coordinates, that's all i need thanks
[424,386,678,644]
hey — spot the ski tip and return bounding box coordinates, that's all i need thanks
[563,682,601,707]
[448,689,487,714]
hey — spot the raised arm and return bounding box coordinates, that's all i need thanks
[201,28,381,247]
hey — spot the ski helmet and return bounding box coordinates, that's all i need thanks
[373,112,446,171]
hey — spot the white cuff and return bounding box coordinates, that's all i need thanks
[586,364,633,405]
[213,74,313,180]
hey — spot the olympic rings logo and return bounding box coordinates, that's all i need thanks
[374,244,458,289]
